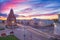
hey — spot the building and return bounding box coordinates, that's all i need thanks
[58,14,60,22]
[38,20,54,27]
[54,14,60,36]
[6,9,16,26]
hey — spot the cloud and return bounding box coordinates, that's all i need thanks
[0,0,60,16]
[0,13,7,17]
[44,3,56,8]
[0,0,11,3]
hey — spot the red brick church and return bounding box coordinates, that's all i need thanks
[6,9,16,26]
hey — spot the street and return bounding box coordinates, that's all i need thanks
[13,24,54,40]
[0,24,55,40]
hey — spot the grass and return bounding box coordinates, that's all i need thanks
[0,35,19,40]
[0,28,5,30]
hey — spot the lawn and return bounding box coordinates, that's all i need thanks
[0,35,19,40]
[0,28,5,30]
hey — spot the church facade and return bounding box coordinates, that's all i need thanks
[6,9,16,26]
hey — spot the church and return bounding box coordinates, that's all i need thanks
[6,9,17,28]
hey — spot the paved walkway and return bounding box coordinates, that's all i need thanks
[0,24,60,40]
[13,24,51,40]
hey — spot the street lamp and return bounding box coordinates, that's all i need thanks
[24,26,26,40]
[30,32,32,40]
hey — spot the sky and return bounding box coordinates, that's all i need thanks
[0,0,60,19]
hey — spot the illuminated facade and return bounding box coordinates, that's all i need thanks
[53,14,60,36]
[6,9,16,26]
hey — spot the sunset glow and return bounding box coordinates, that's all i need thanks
[0,0,60,20]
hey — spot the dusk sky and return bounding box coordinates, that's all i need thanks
[0,0,60,20]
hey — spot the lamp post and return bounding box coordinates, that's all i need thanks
[30,32,32,40]
[24,26,26,40]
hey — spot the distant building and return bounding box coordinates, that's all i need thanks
[58,14,60,22]
[29,20,35,26]
[0,20,2,23]
[6,9,16,26]
[33,18,40,23]
[38,20,54,27]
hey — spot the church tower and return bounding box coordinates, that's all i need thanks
[6,9,16,26]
